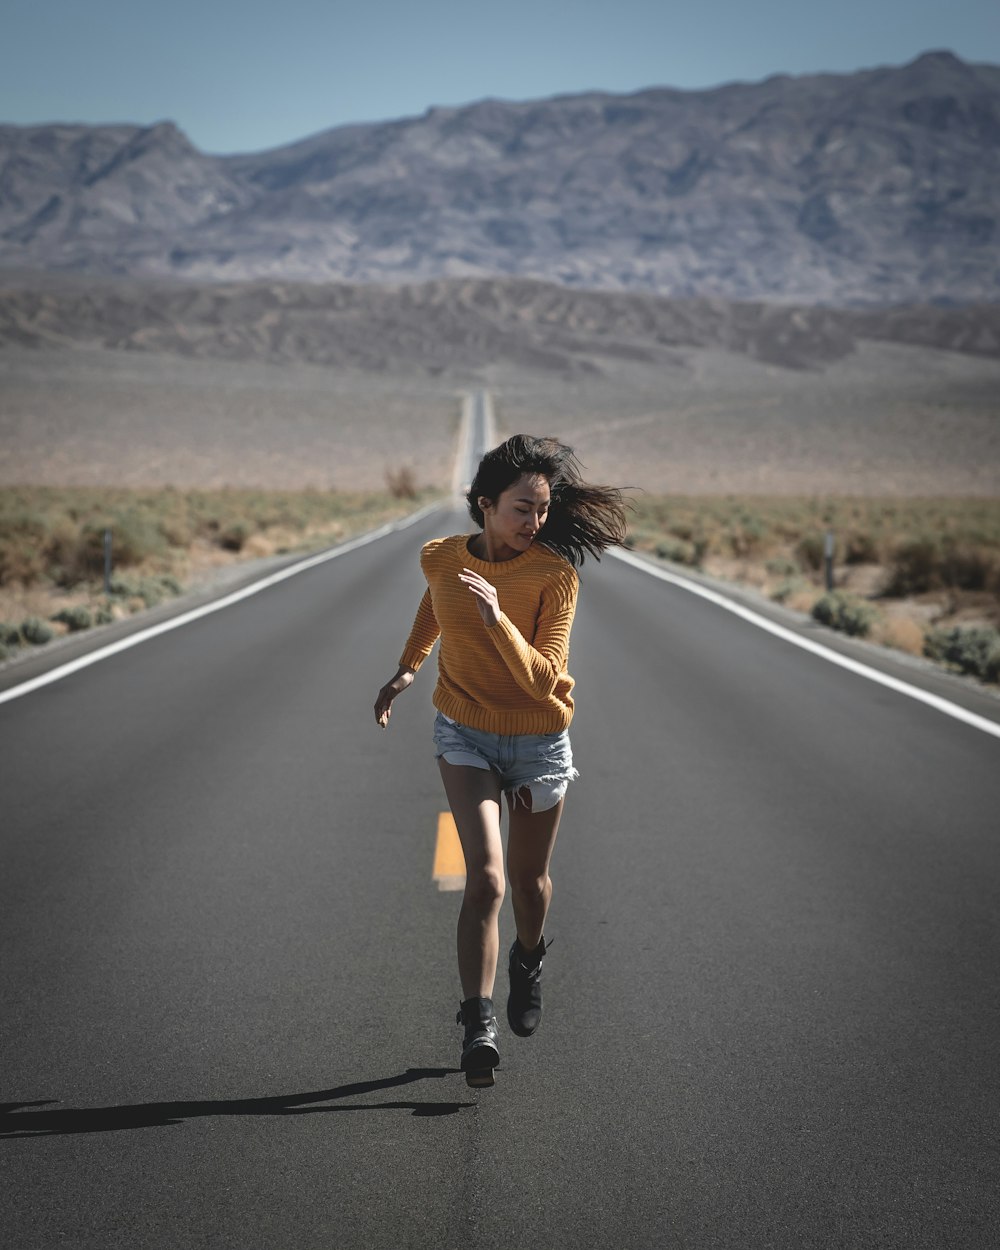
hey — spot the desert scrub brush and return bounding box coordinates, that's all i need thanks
[811,592,877,638]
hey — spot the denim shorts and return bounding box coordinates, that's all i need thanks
[432,710,578,812]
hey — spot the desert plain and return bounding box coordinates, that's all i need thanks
[1,275,998,677]
[1,275,998,495]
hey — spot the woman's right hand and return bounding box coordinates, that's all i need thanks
[374,667,415,728]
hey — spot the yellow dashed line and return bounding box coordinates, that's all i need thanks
[433,812,466,891]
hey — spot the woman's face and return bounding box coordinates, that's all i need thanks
[480,473,551,556]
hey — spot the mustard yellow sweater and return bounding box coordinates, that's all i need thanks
[399,534,580,734]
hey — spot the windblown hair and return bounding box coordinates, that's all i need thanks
[467,434,630,568]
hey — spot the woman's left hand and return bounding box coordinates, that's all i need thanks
[459,568,501,627]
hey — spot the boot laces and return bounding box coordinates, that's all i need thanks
[514,936,552,979]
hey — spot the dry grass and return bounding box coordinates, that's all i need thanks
[385,465,420,500]
[628,495,1000,568]
[627,493,1000,677]
[873,616,927,656]
[0,485,439,649]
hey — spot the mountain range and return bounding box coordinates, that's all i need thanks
[1,51,999,306]
[2,273,997,374]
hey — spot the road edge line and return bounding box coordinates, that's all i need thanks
[451,394,472,501]
[0,500,444,707]
[608,546,1000,742]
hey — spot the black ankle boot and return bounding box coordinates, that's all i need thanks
[506,936,549,1037]
[456,996,501,1086]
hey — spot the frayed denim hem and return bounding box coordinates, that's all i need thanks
[506,767,580,813]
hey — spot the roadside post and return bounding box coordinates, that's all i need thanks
[824,529,835,592]
[104,529,112,595]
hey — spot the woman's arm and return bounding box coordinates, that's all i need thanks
[373,588,440,728]
[398,587,440,672]
[459,566,578,701]
[374,664,416,728]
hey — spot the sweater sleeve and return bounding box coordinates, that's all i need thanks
[399,588,440,672]
[485,566,578,700]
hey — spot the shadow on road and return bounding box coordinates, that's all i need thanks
[0,1068,475,1138]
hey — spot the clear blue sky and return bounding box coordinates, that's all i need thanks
[4,0,998,154]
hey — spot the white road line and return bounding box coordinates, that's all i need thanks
[477,388,497,462]
[609,546,1000,742]
[0,501,444,707]
[451,394,473,501]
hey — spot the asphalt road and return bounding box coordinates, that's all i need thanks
[2,503,999,1249]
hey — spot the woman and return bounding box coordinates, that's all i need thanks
[374,434,628,1087]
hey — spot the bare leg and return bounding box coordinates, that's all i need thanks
[506,790,564,952]
[438,760,505,999]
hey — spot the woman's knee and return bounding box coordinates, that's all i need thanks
[508,869,549,903]
[464,863,506,911]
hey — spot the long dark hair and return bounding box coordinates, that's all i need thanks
[467,434,630,568]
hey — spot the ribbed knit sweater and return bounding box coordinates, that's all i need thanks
[399,534,580,734]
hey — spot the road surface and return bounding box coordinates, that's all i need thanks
[2,489,999,1248]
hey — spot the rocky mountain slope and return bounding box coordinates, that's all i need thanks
[2,273,997,374]
[1,51,998,305]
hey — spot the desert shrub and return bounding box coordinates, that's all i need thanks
[623,527,656,551]
[844,532,879,564]
[158,512,194,546]
[0,642,10,662]
[52,606,94,632]
[0,509,50,585]
[135,582,165,608]
[0,621,22,647]
[883,538,939,596]
[772,577,808,604]
[939,545,995,592]
[0,508,48,543]
[728,515,766,557]
[46,513,168,588]
[385,465,418,500]
[45,522,85,587]
[107,574,135,598]
[109,511,169,566]
[656,538,698,566]
[0,488,434,615]
[21,616,55,645]
[218,521,252,552]
[0,538,47,586]
[877,616,925,656]
[811,591,876,637]
[95,602,116,625]
[108,573,182,608]
[795,535,825,572]
[766,557,799,577]
[48,523,109,587]
[923,627,1000,684]
[127,579,165,608]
